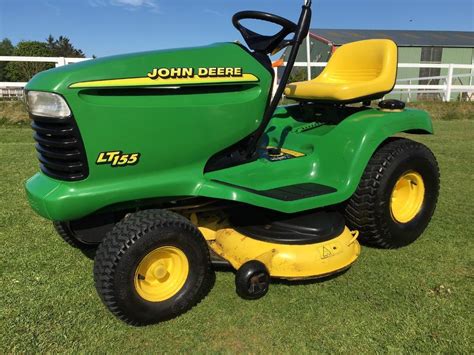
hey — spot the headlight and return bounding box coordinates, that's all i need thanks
[26,91,71,118]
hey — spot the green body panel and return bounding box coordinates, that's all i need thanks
[201,106,433,213]
[25,43,433,221]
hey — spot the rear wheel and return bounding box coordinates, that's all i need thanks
[344,138,440,248]
[93,209,214,325]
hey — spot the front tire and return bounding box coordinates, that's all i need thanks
[93,209,214,325]
[344,138,440,248]
[53,221,98,250]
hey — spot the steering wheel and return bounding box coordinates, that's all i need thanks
[232,11,298,54]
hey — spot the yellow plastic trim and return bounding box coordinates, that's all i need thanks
[347,230,359,246]
[390,171,425,223]
[284,39,398,102]
[379,109,404,113]
[266,146,306,158]
[69,74,259,89]
[134,246,189,302]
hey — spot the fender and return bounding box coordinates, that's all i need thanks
[199,107,433,214]
[318,107,434,204]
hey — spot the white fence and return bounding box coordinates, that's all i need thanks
[276,62,474,102]
[1,56,473,102]
[393,63,473,102]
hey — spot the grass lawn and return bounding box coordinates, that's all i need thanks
[0,120,473,353]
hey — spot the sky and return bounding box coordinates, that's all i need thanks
[0,0,473,58]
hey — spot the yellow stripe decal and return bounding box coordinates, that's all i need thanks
[69,74,259,89]
[280,148,305,157]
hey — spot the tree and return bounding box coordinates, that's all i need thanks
[0,38,14,81]
[46,35,85,58]
[288,68,307,84]
[5,41,54,82]
[2,36,87,82]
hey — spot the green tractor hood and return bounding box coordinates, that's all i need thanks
[25,43,274,220]
[27,43,271,92]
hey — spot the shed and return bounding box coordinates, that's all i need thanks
[288,29,474,100]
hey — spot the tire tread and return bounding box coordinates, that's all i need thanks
[344,138,440,248]
[93,209,213,325]
[53,221,95,250]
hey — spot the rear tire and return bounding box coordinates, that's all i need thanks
[93,209,214,325]
[344,138,440,248]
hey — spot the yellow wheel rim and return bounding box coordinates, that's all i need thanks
[390,171,425,223]
[134,246,189,302]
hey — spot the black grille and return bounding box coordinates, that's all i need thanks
[31,115,89,181]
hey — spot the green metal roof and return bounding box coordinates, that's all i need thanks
[310,29,474,48]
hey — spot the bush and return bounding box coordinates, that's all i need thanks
[0,100,29,125]
[407,102,474,120]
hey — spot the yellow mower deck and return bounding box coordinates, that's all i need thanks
[193,214,361,279]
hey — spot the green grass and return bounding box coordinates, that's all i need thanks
[1,121,473,353]
[0,100,29,126]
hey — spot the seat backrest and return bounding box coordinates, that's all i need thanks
[320,39,398,90]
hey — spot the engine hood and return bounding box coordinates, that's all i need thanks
[26,42,267,93]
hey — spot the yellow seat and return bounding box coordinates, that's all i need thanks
[284,39,398,102]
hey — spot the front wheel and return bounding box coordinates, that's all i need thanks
[53,221,98,250]
[344,138,440,248]
[93,209,214,325]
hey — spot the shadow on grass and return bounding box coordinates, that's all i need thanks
[79,248,97,260]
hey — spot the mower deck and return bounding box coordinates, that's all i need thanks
[195,211,361,279]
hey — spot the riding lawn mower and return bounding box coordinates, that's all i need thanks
[24,1,439,325]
